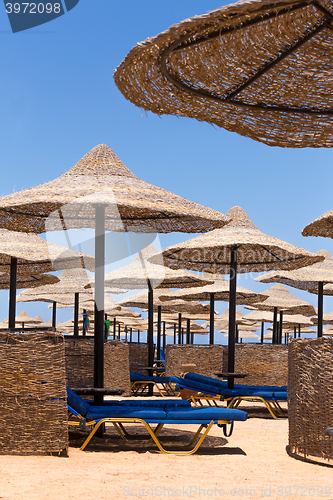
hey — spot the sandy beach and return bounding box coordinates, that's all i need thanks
[1,403,332,500]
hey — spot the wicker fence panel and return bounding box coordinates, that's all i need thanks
[165,345,223,377]
[0,331,68,455]
[234,344,288,387]
[288,338,333,461]
[129,343,148,375]
[65,338,131,396]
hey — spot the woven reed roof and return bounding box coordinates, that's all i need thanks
[0,144,228,234]
[15,310,38,323]
[0,272,59,290]
[17,291,94,304]
[103,245,212,290]
[155,311,215,322]
[223,331,259,339]
[311,310,333,325]
[158,271,268,304]
[149,207,322,274]
[118,289,211,314]
[256,250,333,293]
[302,210,333,238]
[243,309,314,327]
[323,283,333,296]
[114,0,333,148]
[267,326,316,334]
[0,229,94,273]
[251,284,317,316]
[17,269,94,296]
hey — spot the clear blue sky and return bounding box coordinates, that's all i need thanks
[0,1,332,342]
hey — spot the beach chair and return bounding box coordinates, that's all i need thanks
[67,387,247,455]
[178,373,288,419]
[130,371,179,397]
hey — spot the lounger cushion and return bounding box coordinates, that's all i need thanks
[87,407,168,420]
[184,372,287,392]
[166,407,247,421]
[86,399,191,408]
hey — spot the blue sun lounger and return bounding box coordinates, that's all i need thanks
[67,387,247,454]
[130,371,180,396]
[178,373,288,419]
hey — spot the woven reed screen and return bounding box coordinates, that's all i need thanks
[129,343,149,375]
[232,344,288,387]
[165,345,223,377]
[0,332,68,455]
[65,338,131,396]
[288,338,333,461]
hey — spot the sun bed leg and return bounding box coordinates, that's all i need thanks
[80,419,108,451]
[218,420,234,437]
[112,422,127,440]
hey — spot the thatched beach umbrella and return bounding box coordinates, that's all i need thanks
[159,272,267,344]
[104,244,212,365]
[15,310,40,329]
[115,0,333,148]
[0,144,228,395]
[251,284,317,343]
[256,250,333,337]
[149,206,321,387]
[0,229,93,329]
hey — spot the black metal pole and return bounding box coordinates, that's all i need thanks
[235,324,239,344]
[228,247,237,389]
[163,321,166,351]
[261,321,264,343]
[137,329,140,344]
[209,292,215,345]
[113,317,116,340]
[279,310,283,344]
[298,324,301,338]
[186,318,190,344]
[178,313,182,345]
[191,332,194,344]
[318,281,323,338]
[52,301,57,331]
[130,328,132,343]
[118,323,120,339]
[157,305,162,361]
[74,292,79,337]
[147,282,154,395]
[9,257,17,330]
[94,205,105,405]
[173,323,176,344]
[272,307,278,344]
[294,326,297,339]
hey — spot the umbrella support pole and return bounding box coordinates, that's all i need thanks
[318,281,323,337]
[186,318,190,344]
[279,311,283,344]
[74,292,79,337]
[147,282,154,395]
[178,313,182,345]
[52,301,57,331]
[157,305,162,362]
[163,321,166,350]
[228,247,237,389]
[9,256,17,330]
[209,292,215,345]
[94,205,105,408]
[272,307,278,344]
[261,322,264,343]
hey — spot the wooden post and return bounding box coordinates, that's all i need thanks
[52,301,57,331]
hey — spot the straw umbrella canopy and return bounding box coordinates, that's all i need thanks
[16,268,126,335]
[311,310,333,325]
[255,250,333,336]
[15,310,40,329]
[104,244,212,362]
[115,0,333,148]
[158,272,268,344]
[0,229,94,329]
[0,272,59,290]
[0,144,229,393]
[149,206,322,387]
[250,284,317,343]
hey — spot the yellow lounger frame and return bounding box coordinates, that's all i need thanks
[189,393,287,420]
[69,415,231,455]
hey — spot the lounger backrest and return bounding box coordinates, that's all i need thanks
[66,387,90,417]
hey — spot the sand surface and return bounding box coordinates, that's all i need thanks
[0,404,332,500]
